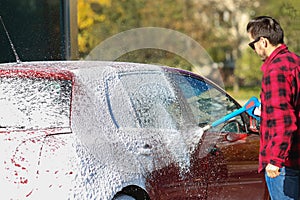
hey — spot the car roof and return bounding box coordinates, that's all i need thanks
[0,60,224,92]
[0,61,75,80]
[0,61,170,80]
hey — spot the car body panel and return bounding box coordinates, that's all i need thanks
[0,61,267,199]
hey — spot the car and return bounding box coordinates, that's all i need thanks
[0,61,268,199]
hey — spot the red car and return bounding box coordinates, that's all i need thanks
[0,61,268,199]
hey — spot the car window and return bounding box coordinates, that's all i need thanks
[107,72,184,129]
[0,77,72,130]
[167,73,243,131]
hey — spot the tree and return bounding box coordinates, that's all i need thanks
[78,0,111,57]
[77,0,299,89]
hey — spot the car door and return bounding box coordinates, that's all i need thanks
[167,71,268,200]
[106,70,209,199]
[206,130,267,200]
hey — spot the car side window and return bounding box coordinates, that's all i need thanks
[107,72,184,129]
[129,82,181,129]
[168,73,244,131]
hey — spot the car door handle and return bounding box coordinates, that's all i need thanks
[209,146,220,156]
[138,144,152,156]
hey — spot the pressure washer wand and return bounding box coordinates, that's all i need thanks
[201,96,261,132]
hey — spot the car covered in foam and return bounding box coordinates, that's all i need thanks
[0,61,267,199]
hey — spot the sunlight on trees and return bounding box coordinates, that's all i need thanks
[77,0,299,90]
[78,0,111,53]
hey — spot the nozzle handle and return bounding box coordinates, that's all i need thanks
[211,96,260,128]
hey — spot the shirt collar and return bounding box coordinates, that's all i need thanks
[261,44,288,72]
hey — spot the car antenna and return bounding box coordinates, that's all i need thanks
[0,16,21,64]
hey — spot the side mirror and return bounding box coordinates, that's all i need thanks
[221,120,248,142]
[220,120,241,133]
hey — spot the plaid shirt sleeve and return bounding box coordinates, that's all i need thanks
[259,44,300,172]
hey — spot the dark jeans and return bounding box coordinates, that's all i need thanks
[265,167,300,200]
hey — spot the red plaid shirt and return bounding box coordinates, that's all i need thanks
[259,44,300,172]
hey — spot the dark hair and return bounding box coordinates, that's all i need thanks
[246,16,284,45]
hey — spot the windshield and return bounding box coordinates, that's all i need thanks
[0,76,72,130]
[168,73,242,130]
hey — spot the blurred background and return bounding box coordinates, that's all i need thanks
[0,0,299,102]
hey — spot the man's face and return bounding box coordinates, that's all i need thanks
[248,33,268,61]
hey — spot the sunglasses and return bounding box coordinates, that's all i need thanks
[248,37,261,50]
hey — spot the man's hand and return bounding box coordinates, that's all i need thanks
[254,105,261,116]
[266,163,280,178]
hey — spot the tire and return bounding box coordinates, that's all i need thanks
[113,194,136,200]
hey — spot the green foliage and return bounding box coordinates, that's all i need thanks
[235,48,262,86]
[77,0,299,87]
[226,86,261,101]
[116,49,194,71]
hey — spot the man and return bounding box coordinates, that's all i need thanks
[246,16,300,199]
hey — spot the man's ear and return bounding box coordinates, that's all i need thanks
[262,37,269,48]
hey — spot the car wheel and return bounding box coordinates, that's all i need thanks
[113,194,136,200]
